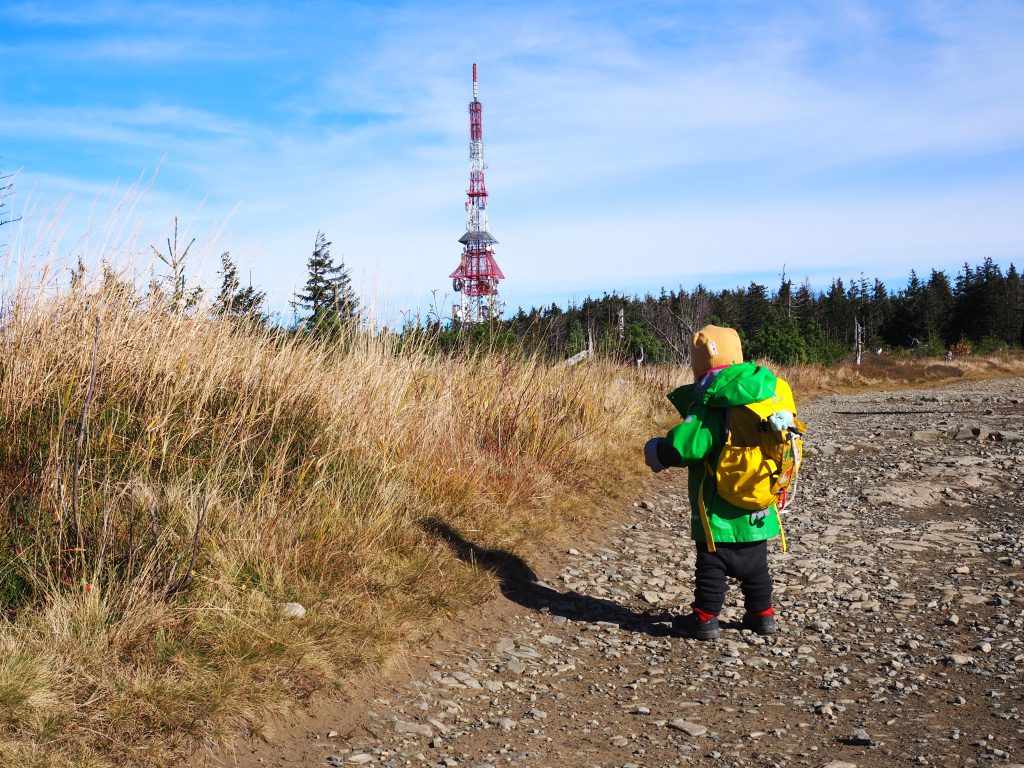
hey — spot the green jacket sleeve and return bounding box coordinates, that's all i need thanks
[666,405,717,465]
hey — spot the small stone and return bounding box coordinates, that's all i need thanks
[820,762,857,768]
[276,601,306,619]
[394,720,433,738]
[946,614,960,626]
[846,728,874,746]
[976,641,992,653]
[497,717,517,731]
[347,756,373,765]
[667,719,707,737]
[610,735,629,747]
[326,730,339,738]
[505,658,525,675]
[946,654,975,666]
[538,634,562,645]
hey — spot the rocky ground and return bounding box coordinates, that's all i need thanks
[222,377,1024,768]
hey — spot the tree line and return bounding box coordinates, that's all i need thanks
[421,259,1023,365]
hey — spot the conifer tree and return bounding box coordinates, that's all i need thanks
[292,231,359,335]
[215,252,266,321]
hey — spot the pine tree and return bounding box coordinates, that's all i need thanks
[749,308,806,365]
[292,232,359,335]
[1003,263,1021,347]
[820,278,853,345]
[215,252,266,321]
[924,270,954,344]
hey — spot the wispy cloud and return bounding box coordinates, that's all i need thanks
[3,0,1023,320]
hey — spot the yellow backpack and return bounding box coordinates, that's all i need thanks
[705,376,806,523]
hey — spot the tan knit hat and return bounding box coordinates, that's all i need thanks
[691,324,743,377]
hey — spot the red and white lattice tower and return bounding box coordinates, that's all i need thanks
[450,63,504,323]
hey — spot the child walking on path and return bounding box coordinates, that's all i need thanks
[644,325,804,640]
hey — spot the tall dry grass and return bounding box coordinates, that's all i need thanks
[772,350,1024,400]
[0,275,663,766]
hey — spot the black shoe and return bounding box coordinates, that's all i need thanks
[741,611,776,635]
[672,612,720,640]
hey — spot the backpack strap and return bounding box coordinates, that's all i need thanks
[696,405,732,554]
[698,461,717,553]
[775,508,788,553]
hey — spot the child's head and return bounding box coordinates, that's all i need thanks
[691,324,743,377]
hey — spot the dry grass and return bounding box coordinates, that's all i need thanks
[0,276,660,766]
[643,350,1024,410]
[773,350,1024,401]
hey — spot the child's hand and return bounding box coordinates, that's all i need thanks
[644,438,667,473]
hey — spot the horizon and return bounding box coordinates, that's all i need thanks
[2,1,1023,322]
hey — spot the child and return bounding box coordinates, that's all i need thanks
[644,325,800,640]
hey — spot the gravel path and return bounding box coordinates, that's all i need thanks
[226,377,1024,768]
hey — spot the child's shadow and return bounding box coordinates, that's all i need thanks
[420,518,672,637]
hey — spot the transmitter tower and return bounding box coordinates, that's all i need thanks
[450,63,504,323]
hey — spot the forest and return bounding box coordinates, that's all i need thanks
[434,258,1024,365]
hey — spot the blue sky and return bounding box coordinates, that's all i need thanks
[2,0,1023,321]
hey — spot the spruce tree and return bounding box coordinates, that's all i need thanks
[1003,263,1021,347]
[215,251,266,320]
[292,232,359,335]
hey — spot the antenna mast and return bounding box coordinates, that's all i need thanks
[449,63,504,323]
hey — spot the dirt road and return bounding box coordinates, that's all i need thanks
[217,377,1024,768]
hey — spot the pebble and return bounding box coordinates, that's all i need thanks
[276,601,306,619]
[846,728,874,746]
[393,720,432,738]
[667,719,707,737]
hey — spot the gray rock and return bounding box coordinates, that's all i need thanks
[946,653,975,666]
[667,719,707,737]
[394,720,433,738]
[276,601,306,619]
[845,728,874,746]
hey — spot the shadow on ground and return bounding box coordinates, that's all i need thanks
[420,518,672,637]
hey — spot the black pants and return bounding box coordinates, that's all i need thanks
[693,541,773,616]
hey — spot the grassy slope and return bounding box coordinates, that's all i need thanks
[0,282,1020,766]
[0,285,660,767]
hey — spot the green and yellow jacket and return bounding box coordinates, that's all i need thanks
[661,362,782,545]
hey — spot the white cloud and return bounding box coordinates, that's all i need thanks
[4,0,1024,322]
